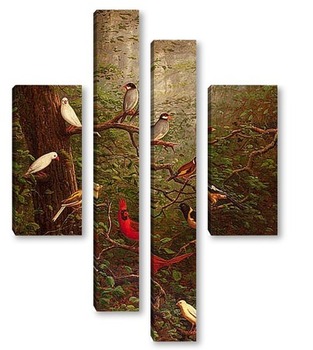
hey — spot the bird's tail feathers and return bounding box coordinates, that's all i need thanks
[227,196,245,209]
[168,252,194,265]
[52,206,65,222]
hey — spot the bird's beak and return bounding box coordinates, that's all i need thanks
[168,115,173,120]
[56,156,60,161]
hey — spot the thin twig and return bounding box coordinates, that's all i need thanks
[225,131,278,182]
[151,139,178,150]
[176,240,196,256]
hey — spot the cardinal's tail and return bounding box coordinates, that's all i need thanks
[168,252,194,266]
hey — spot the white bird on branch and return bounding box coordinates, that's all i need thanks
[61,97,82,129]
[176,300,197,332]
[24,152,59,176]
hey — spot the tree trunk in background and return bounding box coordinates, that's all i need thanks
[13,85,79,235]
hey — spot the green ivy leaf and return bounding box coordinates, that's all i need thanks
[163,248,175,255]
[106,276,115,288]
[172,270,182,281]
[113,286,125,297]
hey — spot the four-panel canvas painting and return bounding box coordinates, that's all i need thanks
[11,9,278,343]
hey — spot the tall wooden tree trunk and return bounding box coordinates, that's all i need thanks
[13,85,79,235]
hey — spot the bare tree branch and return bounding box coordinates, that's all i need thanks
[130,132,139,157]
[209,129,242,145]
[225,131,278,182]
[176,240,196,256]
[151,139,178,150]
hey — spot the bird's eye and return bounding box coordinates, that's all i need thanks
[121,210,128,220]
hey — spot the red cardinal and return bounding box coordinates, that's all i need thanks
[118,198,139,241]
[151,253,193,274]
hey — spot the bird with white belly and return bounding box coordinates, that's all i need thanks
[24,152,59,177]
[61,97,82,132]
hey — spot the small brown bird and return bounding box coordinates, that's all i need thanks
[119,82,139,123]
[151,113,172,141]
[208,183,244,209]
[52,189,82,222]
[176,300,197,332]
[179,203,196,229]
[167,157,196,181]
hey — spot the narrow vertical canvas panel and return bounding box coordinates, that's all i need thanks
[151,40,197,341]
[208,85,278,235]
[12,85,82,235]
[93,10,139,311]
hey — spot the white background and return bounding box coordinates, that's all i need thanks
[1,0,312,349]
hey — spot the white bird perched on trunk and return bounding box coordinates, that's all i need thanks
[61,97,82,128]
[176,300,197,332]
[24,152,59,176]
[52,189,82,222]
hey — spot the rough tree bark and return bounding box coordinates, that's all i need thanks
[13,85,80,235]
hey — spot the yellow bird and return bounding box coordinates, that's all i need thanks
[93,183,103,199]
[176,300,197,332]
[52,189,82,222]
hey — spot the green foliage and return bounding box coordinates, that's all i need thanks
[151,282,196,341]
[151,41,196,340]
[12,85,82,235]
[93,11,140,312]
[209,85,278,235]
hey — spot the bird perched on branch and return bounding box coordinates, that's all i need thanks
[61,97,82,131]
[167,157,196,181]
[179,203,196,229]
[24,152,59,177]
[119,83,139,123]
[208,183,244,209]
[151,113,172,141]
[118,198,139,241]
[93,183,103,199]
[151,253,193,274]
[176,300,197,332]
[52,189,82,222]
